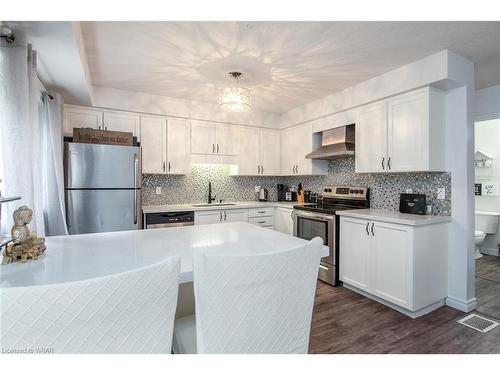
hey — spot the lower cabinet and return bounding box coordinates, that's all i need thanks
[248,207,274,229]
[194,209,248,225]
[339,216,447,318]
[274,207,293,235]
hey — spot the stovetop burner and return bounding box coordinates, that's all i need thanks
[293,186,370,214]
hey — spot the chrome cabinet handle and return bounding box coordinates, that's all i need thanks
[212,144,215,153]
[365,222,370,235]
[217,144,219,153]
[261,165,264,174]
[387,157,392,170]
[258,211,266,214]
[224,211,227,221]
[219,211,222,221]
[371,222,375,236]
[257,165,260,174]
[381,157,385,170]
[133,153,138,224]
[163,161,166,172]
[168,161,171,172]
[258,221,266,224]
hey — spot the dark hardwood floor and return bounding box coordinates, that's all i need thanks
[476,255,500,320]
[308,277,500,354]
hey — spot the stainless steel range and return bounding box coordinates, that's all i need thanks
[292,186,369,286]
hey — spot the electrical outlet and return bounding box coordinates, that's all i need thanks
[155,187,162,195]
[254,186,261,193]
[405,188,413,194]
[437,187,446,200]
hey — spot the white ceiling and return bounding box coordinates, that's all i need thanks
[81,21,500,114]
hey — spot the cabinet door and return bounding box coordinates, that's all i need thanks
[355,102,387,173]
[140,116,166,174]
[64,106,103,135]
[387,91,427,172]
[280,128,297,175]
[191,121,216,154]
[260,130,281,175]
[216,125,240,156]
[194,210,222,225]
[238,127,260,175]
[166,119,190,174]
[223,209,249,223]
[295,124,313,175]
[103,111,141,139]
[339,217,371,291]
[274,207,293,235]
[371,221,413,309]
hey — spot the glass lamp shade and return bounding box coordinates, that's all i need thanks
[219,86,252,112]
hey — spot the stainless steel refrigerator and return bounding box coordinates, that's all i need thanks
[64,142,142,235]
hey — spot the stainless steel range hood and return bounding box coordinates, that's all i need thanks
[305,124,355,160]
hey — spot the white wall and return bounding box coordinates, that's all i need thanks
[475,85,500,122]
[92,86,282,129]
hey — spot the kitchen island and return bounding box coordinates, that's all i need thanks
[0,222,326,289]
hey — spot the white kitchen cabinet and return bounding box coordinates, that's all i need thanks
[248,207,274,229]
[103,111,141,140]
[63,105,103,135]
[274,207,293,235]
[141,116,190,175]
[140,116,166,174]
[235,128,281,176]
[280,124,328,176]
[195,208,248,225]
[190,121,240,156]
[355,87,445,173]
[355,102,387,173]
[339,215,448,318]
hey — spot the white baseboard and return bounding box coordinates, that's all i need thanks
[445,296,477,312]
[480,247,500,256]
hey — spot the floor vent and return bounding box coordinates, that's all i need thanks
[457,314,499,333]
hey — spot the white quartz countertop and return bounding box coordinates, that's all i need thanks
[1,222,327,288]
[337,209,451,226]
[142,201,303,213]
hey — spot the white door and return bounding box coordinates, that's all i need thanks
[295,124,313,175]
[260,130,281,175]
[195,210,222,225]
[387,91,427,172]
[274,207,293,235]
[140,116,166,174]
[339,217,371,291]
[355,102,387,173]
[280,128,297,175]
[191,121,216,154]
[64,106,103,135]
[103,111,141,139]
[238,127,260,175]
[166,119,190,174]
[223,209,249,223]
[370,221,413,309]
[216,125,240,156]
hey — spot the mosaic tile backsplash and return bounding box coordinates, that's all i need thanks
[142,156,451,215]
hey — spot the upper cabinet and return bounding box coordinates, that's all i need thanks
[141,116,190,175]
[63,105,141,140]
[63,105,103,135]
[355,87,445,173]
[190,121,239,156]
[234,128,281,176]
[281,123,328,176]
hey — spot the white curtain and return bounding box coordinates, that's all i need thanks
[0,30,45,236]
[41,92,68,235]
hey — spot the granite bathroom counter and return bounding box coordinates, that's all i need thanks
[337,209,451,226]
[142,201,305,214]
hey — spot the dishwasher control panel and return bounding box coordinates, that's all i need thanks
[144,211,194,229]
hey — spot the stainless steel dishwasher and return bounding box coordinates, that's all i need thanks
[144,211,194,229]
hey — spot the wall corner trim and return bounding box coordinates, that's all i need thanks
[445,296,477,313]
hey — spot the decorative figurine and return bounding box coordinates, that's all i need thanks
[1,206,46,264]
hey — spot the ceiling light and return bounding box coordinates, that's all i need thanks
[219,72,252,112]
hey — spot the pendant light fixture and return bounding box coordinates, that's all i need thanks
[219,72,252,112]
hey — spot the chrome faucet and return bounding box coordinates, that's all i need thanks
[208,181,216,204]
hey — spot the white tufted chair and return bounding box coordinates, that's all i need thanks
[1,256,180,354]
[172,238,323,354]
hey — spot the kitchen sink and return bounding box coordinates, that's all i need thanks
[192,203,237,207]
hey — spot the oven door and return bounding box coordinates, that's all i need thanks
[292,210,335,266]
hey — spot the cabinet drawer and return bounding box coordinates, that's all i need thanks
[249,216,274,227]
[248,207,274,217]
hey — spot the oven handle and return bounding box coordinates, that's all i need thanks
[292,210,335,222]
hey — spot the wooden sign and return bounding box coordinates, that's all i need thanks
[73,128,133,146]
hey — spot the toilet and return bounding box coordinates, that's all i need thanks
[475,211,500,259]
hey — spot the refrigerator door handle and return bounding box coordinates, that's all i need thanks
[133,153,139,225]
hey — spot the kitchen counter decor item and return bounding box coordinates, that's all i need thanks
[2,206,47,264]
[73,127,133,146]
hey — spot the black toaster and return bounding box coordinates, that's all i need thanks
[399,193,427,215]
